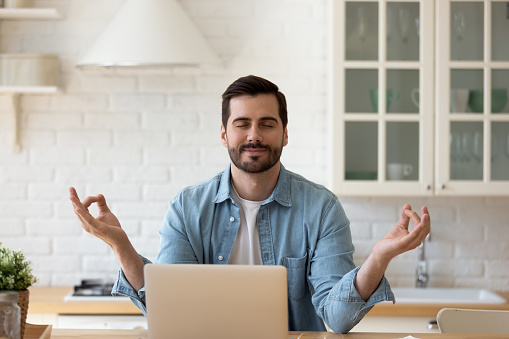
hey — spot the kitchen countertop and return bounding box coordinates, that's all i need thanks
[370,291,509,316]
[28,286,509,317]
[28,286,142,314]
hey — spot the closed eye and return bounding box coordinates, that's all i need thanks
[259,117,279,128]
[234,122,250,128]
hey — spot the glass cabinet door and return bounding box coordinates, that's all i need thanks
[332,0,434,196]
[436,0,509,195]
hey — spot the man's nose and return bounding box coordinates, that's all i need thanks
[247,125,262,143]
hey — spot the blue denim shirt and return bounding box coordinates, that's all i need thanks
[112,164,394,333]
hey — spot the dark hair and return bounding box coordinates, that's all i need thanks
[221,75,288,130]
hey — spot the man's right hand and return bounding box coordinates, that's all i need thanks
[69,187,146,292]
[69,187,126,250]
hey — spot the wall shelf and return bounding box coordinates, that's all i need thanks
[0,7,63,153]
[0,8,62,20]
[0,86,59,94]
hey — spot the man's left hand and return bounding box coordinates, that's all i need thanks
[372,204,430,265]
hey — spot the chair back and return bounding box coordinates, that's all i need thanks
[437,308,509,334]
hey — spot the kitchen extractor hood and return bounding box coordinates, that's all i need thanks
[76,0,219,68]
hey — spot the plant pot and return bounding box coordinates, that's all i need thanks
[17,289,29,339]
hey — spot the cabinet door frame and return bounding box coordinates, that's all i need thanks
[330,0,435,196]
[435,0,509,195]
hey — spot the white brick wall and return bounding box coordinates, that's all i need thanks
[0,0,507,291]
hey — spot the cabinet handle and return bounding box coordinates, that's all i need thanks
[441,184,446,189]
[426,184,431,190]
[427,319,438,330]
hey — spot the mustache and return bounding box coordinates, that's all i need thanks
[239,143,270,152]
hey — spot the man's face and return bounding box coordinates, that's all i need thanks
[221,94,288,174]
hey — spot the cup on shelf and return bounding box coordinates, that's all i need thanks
[467,88,508,113]
[3,0,34,8]
[369,89,399,113]
[387,163,413,180]
[450,88,469,113]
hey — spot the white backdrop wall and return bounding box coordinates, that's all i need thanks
[0,0,507,291]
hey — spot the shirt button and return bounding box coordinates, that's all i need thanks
[218,256,224,261]
[229,217,235,222]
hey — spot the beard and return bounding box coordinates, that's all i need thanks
[228,141,283,174]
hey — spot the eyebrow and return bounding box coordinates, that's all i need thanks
[231,117,279,124]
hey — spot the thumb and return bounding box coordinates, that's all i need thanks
[398,204,412,227]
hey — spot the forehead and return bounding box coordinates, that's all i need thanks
[228,94,280,123]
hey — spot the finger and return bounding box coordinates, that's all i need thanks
[82,194,111,214]
[407,214,430,245]
[96,194,111,213]
[404,209,422,229]
[397,220,428,252]
[74,204,104,234]
[416,206,431,234]
[420,211,431,236]
[69,189,87,211]
[398,204,412,229]
[82,195,101,209]
[69,187,78,198]
[69,187,80,207]
[421,206,430,227]
[72,203,95,232]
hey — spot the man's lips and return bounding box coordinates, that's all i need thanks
[240,143,269,156]
[243,148,266,155]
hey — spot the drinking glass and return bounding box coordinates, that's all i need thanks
[454,12,465,41]
[506,132,509,159]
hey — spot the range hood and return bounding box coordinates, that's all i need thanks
[76,0,219,67]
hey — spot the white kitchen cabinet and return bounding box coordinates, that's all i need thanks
[435,0,509,195]
[331,0,509,196]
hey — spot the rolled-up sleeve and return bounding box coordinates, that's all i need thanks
[112,255,152,316]
[308,196,395,333]
[319,266,394,333]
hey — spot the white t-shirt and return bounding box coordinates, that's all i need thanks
[228,183,263,265]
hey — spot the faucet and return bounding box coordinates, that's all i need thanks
[416,233,430,288]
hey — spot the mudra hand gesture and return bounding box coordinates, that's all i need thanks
[69,187,126,249]
[374,204,430,263]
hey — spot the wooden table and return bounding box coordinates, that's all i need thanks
[26,287,509,338]
[45,329,509,338]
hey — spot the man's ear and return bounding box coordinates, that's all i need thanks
[283,126,289,147]
[220,123,228,148]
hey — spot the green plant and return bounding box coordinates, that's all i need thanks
[0,243,37,291]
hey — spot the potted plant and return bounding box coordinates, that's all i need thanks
[0,243,38,339]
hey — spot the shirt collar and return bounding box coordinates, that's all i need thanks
[213,163,292,207]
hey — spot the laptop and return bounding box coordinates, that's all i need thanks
[144,264,288,339]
